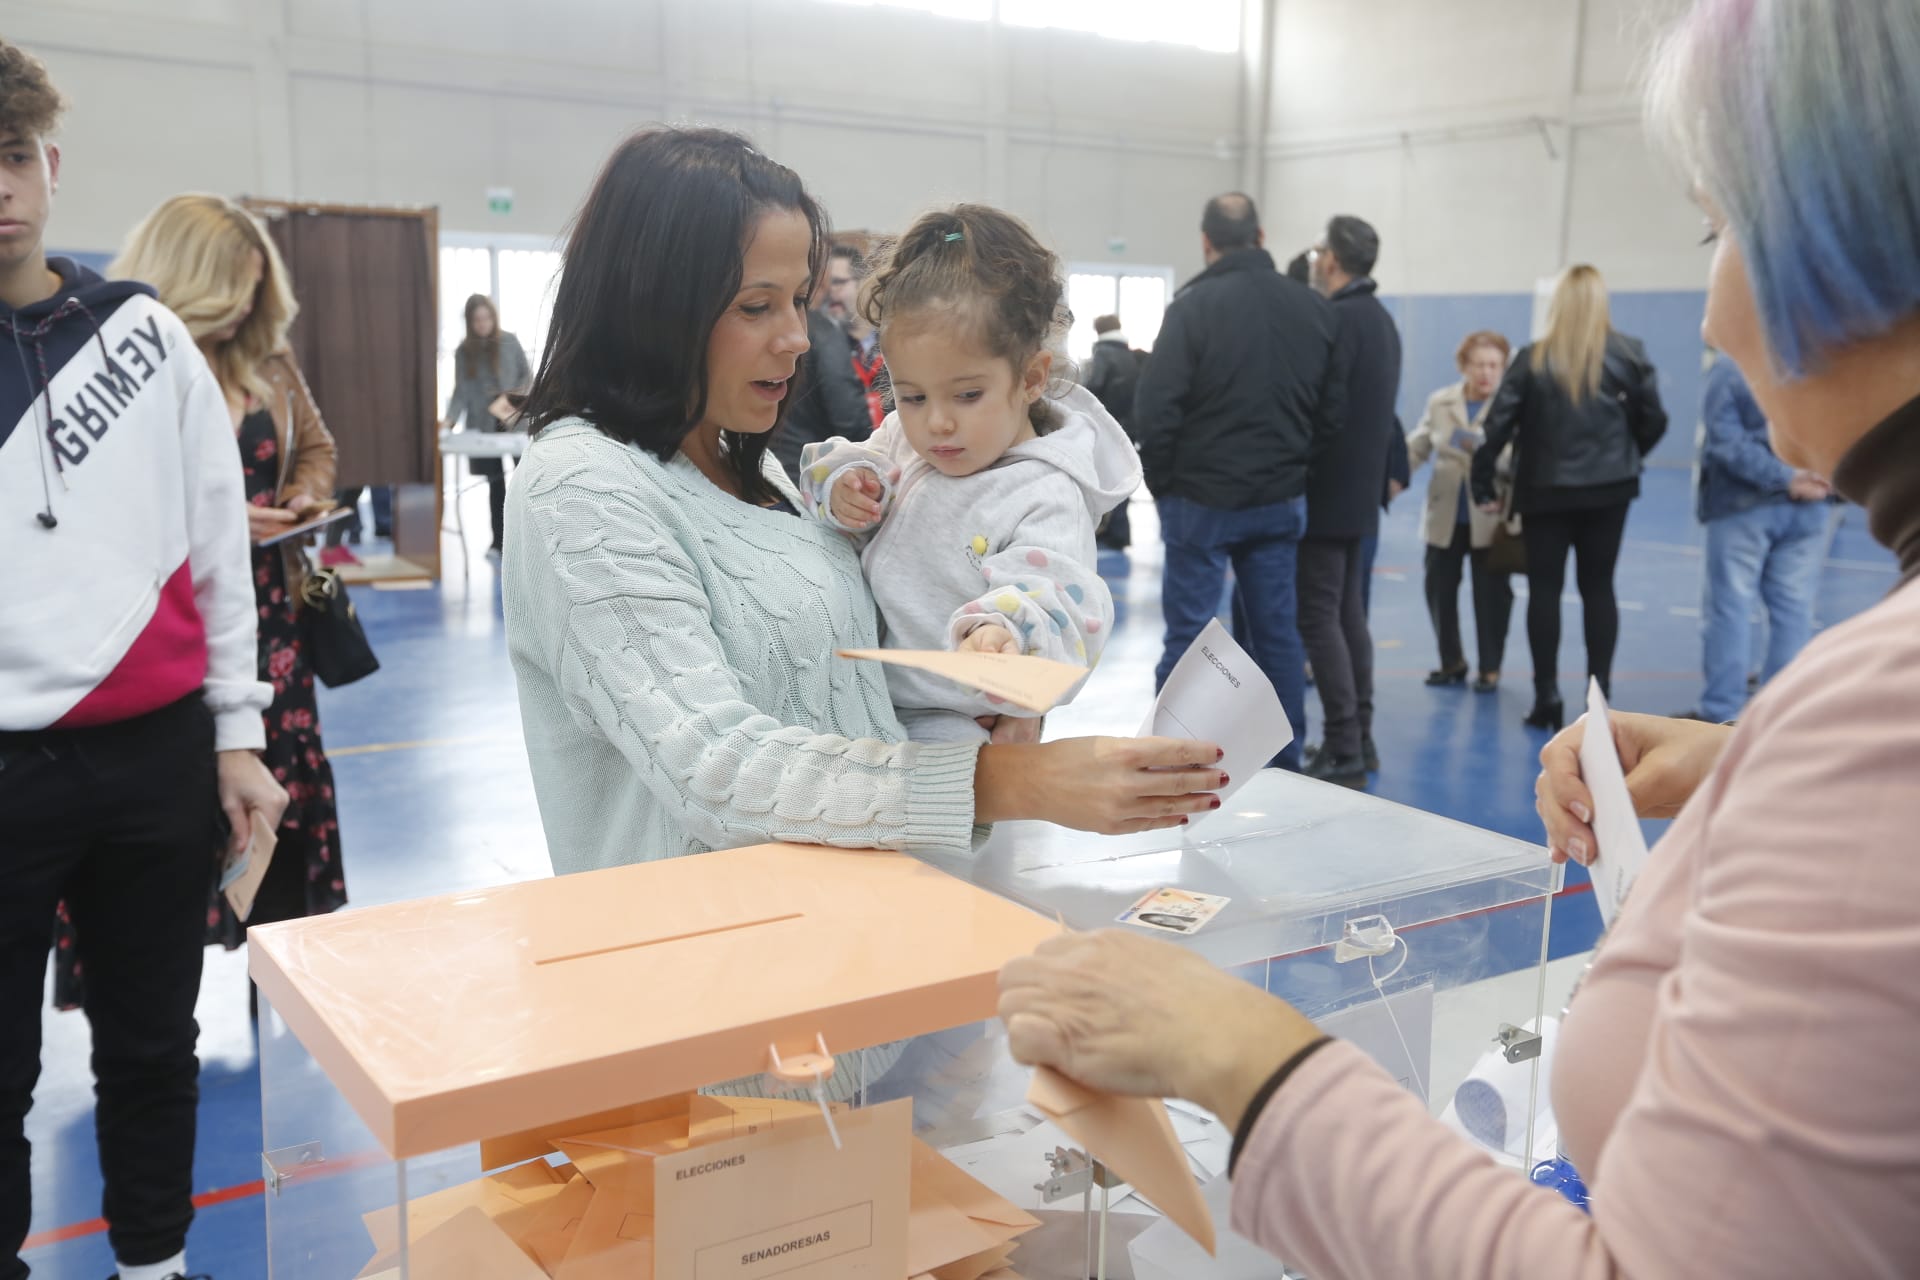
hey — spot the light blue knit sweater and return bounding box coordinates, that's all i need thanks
[503,420,982,875]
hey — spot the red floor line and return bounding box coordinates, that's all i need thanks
[27,880,1599,1253]
[23,1180,264,1251]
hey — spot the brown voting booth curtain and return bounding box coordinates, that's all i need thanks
[248,203,437,488]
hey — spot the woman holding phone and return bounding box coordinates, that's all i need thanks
[113,195,349,954]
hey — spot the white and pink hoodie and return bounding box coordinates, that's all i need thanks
[0,258,268,750]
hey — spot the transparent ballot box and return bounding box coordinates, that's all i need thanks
[255,775,1559,1279]
[923,769,1565,1271]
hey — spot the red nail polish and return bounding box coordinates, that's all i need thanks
[1215,748,1225,762]
[1209,796,1222,810]
[1179,817,1190,825]
[1219,773,1230,787]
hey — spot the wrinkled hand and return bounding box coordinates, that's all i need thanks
[999,930,1322,1128]
[957,624,1021,656]
[978,736,1226,835]
[829,468,886,529]
[978,713,1044,744]
[1535,712,1734,865]
[1787,470,1831,502]
[216,749,288,859]
[284,493,328,518]
[246,504,298,544]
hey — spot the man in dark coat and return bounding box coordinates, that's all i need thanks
[1300,215,1403,787]
[1135,194,1345,771]
[1086,313,1143,549]
[771,244,872,481]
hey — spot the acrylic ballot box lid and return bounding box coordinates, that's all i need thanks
[247,843,1057,1160]
[923,770,1559,970]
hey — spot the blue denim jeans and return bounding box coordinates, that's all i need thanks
[1156,494,1307,770]
[1700,500,1828,721]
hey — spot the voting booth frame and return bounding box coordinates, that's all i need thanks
[254,824,1561,1279]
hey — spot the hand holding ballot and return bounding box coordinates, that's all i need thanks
[1140,619,1293,814]
[838,648,1226,834]
[1534,702,1733,867]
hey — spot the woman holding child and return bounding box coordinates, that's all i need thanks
[502,128,1223,877]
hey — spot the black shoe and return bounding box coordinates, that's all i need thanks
[1425,665,1468,687]
[1473,671,1500,693]
[1523,698,1565,731]
[1305,749,1368,789]
[1362,735,1380,773]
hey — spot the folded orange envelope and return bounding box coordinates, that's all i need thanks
[519,1172,595,1277]
[361,1156,571,1257]
[358,1206,550,1280]
[1025,1066,1215,1255]
[553,1170,654,1280]
[932,1241,1019,1280]
[482,1094,693,1171]
[836,649,1085,713]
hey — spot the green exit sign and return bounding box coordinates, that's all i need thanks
[486,186,514,216]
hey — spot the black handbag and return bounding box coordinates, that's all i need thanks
[299,566,380,688]
[1484,440,1528,577]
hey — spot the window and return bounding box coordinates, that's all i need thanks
[437,237,562,417]
[820,0,991,18]
[817,0,1239,53]
[999,0,1241,53]
[1065,266,1173,363]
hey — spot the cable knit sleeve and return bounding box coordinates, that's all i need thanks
[520,463,980,855]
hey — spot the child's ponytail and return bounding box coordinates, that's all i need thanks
[864,204,1071,432]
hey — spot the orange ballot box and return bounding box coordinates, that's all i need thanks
[251,843,1063,1280]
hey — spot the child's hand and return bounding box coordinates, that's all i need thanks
[830,468,887,529]
[958,624,1022,656]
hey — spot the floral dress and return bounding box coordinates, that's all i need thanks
[50,409,348,1009]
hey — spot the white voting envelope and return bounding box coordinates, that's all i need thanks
[1138,618,1292,811]
[1578,677,1651,927]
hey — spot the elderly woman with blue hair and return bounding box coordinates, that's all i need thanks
[995,3,1920,1274]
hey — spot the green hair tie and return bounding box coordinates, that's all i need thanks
[943,231,964,243]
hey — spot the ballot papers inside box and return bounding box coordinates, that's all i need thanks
[250,841,1096,1279]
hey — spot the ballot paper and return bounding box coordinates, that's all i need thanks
[837,649,1087,713]
[1026,1067,1215,1255]
[1577,677,1651,928]
[1138,618,1291,810]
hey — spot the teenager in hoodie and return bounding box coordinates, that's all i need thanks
[0,41,284,1280]
[799,205,1139,744]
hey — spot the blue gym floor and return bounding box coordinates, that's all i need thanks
[25,460,1899,1278]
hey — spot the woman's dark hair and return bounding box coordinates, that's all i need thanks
[862,204,1069,433]
[519,127,827,505]
[457,293,501,380]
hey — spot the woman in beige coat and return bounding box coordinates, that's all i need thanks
[1408,330,1515,690]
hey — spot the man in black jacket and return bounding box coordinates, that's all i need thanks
[771,244,872,481]
[1086,314,1142,550]
[1300,215,1403,787]
[1136,193,1345,771]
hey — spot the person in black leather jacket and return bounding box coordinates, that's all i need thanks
[1471,264,1668,728]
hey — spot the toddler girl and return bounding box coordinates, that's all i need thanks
[798,205,1140,743]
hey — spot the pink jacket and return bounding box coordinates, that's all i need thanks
[1231,403,1920,1277]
